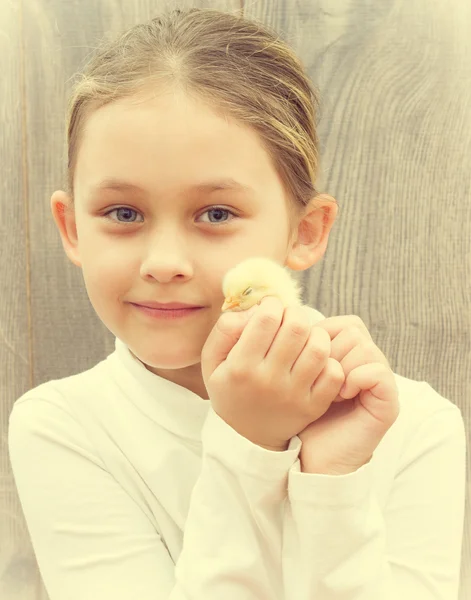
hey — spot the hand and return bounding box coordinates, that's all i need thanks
[298,315,400,474]
[201,296,345,452]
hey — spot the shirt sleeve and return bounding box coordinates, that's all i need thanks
[281,404,467,600]
[8,398,301,600]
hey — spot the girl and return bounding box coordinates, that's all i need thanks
[8,7,466,600]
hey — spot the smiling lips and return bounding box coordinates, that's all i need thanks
[132,301,202,309]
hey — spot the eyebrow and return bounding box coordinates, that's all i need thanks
[89,177,256,196]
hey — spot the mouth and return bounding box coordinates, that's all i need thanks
[131,301,202,310]
[130,303,204,320]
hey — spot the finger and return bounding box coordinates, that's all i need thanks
[314,315,373,342]
[342,364,399,424]
[342,363,397,402]
[225,295,285,367]
[200,304,261,378]
[265,305,314,369]
[333,336,390,376]
[327,327,364,364]
[306,358,345,419]
[289,328,334,387]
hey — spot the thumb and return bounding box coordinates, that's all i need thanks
[201,304,259,381]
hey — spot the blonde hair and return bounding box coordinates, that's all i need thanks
[64,6,333,234]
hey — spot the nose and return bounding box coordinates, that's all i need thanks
[140,230,193,281]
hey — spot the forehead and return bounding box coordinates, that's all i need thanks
[87,176,256,198]
[75,93,284,204]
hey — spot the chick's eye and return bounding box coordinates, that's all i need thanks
[243,287,253,296]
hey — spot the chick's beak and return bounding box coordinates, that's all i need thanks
[221,297,241,312]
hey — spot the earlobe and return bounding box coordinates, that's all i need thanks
[50,190,82,268]
[284,249,316,272]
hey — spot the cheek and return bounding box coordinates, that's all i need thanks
[81,250,132,297]
[210,270,235,305]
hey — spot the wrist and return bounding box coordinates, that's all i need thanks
[302,464,358,475]
[259,441,290,452]
[301,455,371,475]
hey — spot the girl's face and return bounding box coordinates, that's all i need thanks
[51,88,333,398]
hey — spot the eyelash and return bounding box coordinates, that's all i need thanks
[102,205,238,227]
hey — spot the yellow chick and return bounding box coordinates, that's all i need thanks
[221,256,304,312]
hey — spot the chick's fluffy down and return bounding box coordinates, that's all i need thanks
[221,256,304,311]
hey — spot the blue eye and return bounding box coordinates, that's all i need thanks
[104,207,143,224]
[103,206,238,226]
[199,207,237,225]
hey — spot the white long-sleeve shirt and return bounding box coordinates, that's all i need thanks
[8,306,467,600]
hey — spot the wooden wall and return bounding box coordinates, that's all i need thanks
[1,0,469,598]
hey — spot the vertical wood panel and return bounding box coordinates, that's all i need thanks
[0,0,41,597]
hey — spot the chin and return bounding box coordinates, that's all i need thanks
[131,346,201,371]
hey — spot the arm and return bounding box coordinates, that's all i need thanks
[176,406,301,599]
[281,405,467,599]
[8,398,300,600]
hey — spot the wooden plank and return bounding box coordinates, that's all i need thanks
[0,0,41,597]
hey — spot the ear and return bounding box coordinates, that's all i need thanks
[285,194,338,271]
[50,190,82,268]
